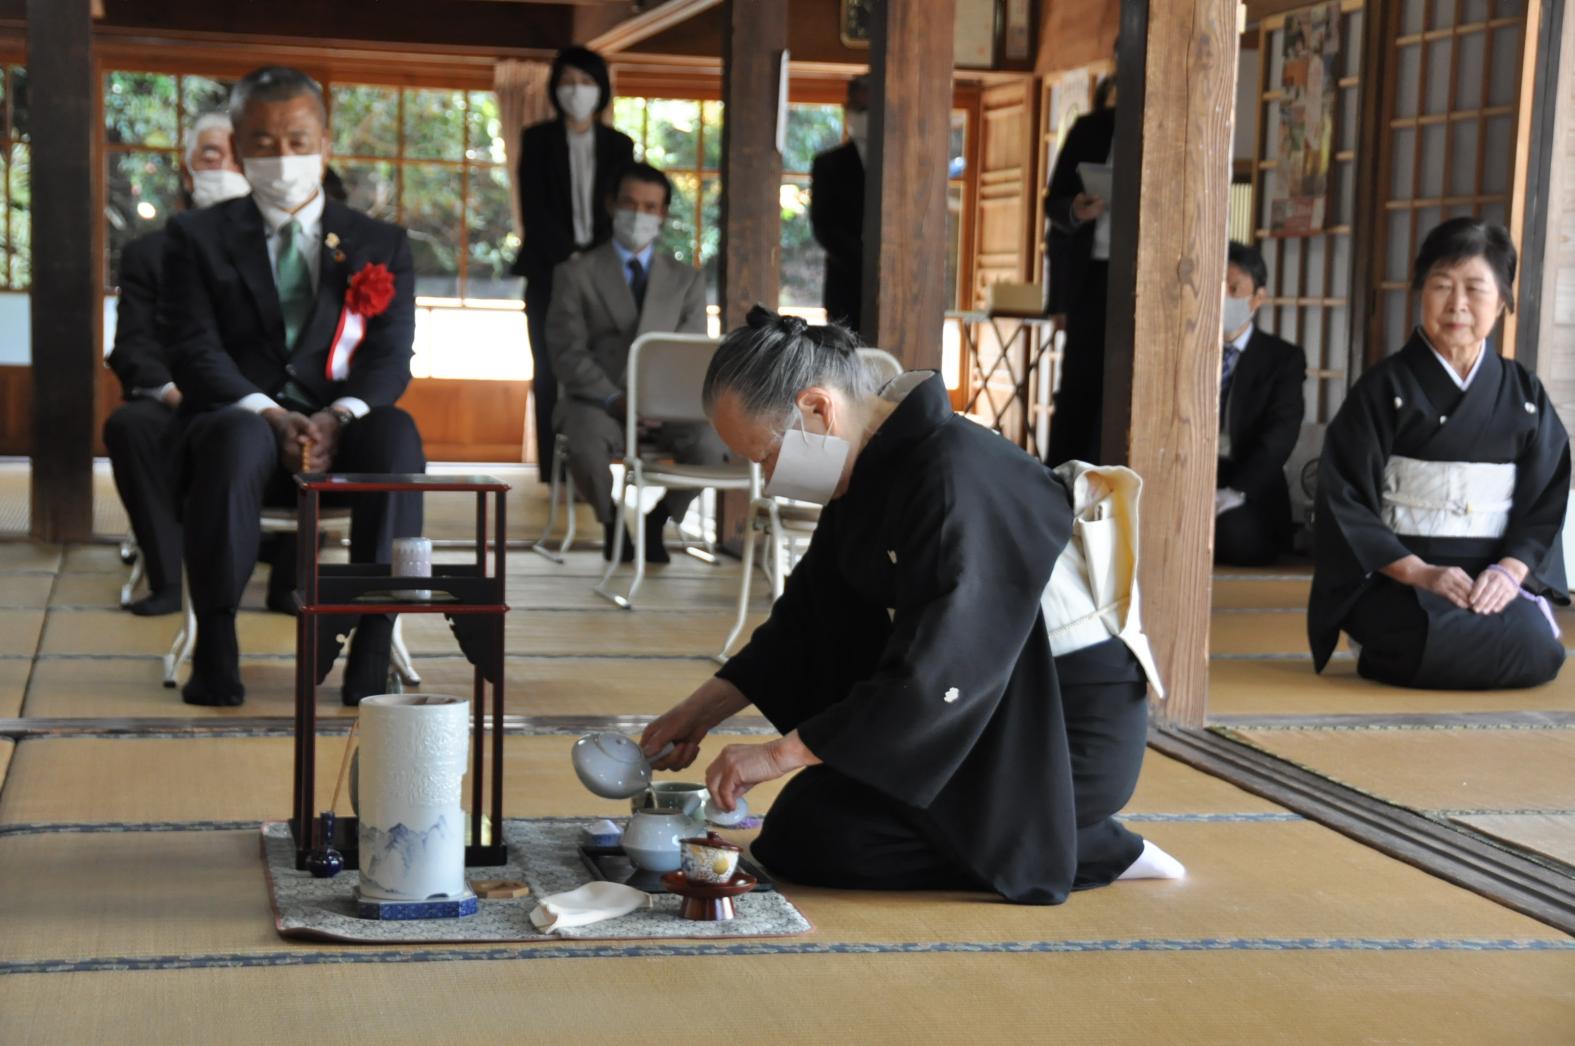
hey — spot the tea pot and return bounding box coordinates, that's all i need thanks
[571,731,673,800]
[622,807,704,873]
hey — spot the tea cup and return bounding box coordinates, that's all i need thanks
[633,781,708,820]
[680,832,742,884]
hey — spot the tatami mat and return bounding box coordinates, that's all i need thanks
[0,951,1570,1046]
[0,541,62,573]
[0,659,28,719]
[0,575,56,610]
[0,609,46,658]
[1209,610,1329,656]
[1206,658,1575,715]
[1210,577,1310,610]
[401,608,767,658]
[1452,813,1575,868]
[1225,726,1575,814]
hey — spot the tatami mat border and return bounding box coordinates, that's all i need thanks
[1211,713,1575,732]
[7,937,1573,977]
[0,714,777,739]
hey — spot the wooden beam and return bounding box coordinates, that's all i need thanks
[1101,0,1239,727]
[862,0,957,367]
[717,0,787,328]
[588,0,722,54]
[27,0,96,543]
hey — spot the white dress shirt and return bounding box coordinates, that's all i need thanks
[567,125,596,248]
[611,239,656,288]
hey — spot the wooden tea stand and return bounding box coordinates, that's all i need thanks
[288,473,511,871]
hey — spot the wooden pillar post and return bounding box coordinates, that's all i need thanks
[27,0,98,543]
[718,0,787,328]
[1102,0,1239,727]
[863,0,956,369]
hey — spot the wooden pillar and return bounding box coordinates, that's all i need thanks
[1101,0,1239,727]
[717,0,787,328]
[862,0,956,369]
[27,0,97,543]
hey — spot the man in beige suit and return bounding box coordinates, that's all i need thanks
[546,161,724,562]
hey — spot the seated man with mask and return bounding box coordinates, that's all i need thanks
[546,161,725,562]
[105,111,251,616]
[1215,240,1307,565]
[160,65,426,707]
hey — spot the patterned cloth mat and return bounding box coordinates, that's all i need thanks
[262,819,812,944]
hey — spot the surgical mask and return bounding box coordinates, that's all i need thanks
[557,84,601,124]
[242,154,323,213]
[846,110,869,149]
[1222,293,1255,337]
[189,168,251,209]
[613,208,664,252]
[764,407,852,505]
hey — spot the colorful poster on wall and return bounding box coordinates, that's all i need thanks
[1269,1,1341,235]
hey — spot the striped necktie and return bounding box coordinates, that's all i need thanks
[275,219,314,350]
[1220,342,1242,403]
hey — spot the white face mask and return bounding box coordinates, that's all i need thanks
[613,208,664,253]
[846,110,869,150]
[243,154,323,213]
[1222,293,1256,337]
[190,168,252,209]
[764,407,852,505]
[557,84,601,124]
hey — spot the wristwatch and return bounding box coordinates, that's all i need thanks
[327,406,356,428]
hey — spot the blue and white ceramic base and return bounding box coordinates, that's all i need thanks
[355,888,478,921]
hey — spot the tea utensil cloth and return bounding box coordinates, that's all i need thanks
[529,882,652,933]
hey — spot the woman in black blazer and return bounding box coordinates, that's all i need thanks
[512,46,636,482]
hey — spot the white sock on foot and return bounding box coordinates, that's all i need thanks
[1117,839,1187,880]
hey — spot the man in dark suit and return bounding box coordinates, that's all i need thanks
[161,66,425,707]
[512,47,636,483]
[105,111,251,616]
[547,162,720,562]
[810,75,868,334]
[1215,241,1307,565]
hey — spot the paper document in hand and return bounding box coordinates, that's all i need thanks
[1076,162,1114,202]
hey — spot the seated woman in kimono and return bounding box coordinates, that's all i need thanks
[640,308,1183,905]
[1309,218,1569,689]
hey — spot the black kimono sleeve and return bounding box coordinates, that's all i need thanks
[794,462,1063,811]
[1500,377,1571,600]
[1314,373,1414,577]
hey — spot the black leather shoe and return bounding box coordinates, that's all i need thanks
[182,611,245,707]
[128,589,182,617]
[643,508,671,564]
[341,614,394,707]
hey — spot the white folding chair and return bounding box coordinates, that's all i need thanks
[531,432,579,563]
[119,533,144,608]
[595,332,756,610]
[715,348,904,660]
[163,507,419,689]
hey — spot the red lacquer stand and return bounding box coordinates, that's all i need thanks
[288,473,511,871]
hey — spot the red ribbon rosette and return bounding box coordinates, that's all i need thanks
[345,262,395,318]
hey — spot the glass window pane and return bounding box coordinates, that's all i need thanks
[466,165,522,300]
[338,161,398,222]
[947,183,963,308]
[466,90,507,165]
[659,172,699,265]
[701,99,723,170]
[7,143,27,286]
[779,179,825,307]
[181,75,233,131]
[950,109,968,178]
[402,163,463,297]
[105,151,181,285]
[105,71,178,147]
[403,87,465,162]
[784,104,844,174]
[700,176,720,305]
[331,84,398,159]
[8,66,27,140]
[644,99,701,171]
[613,97,647,157]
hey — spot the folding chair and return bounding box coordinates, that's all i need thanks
[163,506,419,689]
[595,332,756,610]
[531,432,579,563]
[119,533,144,608]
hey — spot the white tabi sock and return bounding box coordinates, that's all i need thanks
[1117,839,1187,881]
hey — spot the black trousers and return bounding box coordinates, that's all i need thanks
[752,643,1150,893]
[1344,575,1566,690]
[104,398,183,595]
[1047,261,1108,467]
[526,279,557,484]
[179,405,425,614]
[1214,499,1282,567]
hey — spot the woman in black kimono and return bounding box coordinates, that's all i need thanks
[1309,218,1569,689]
[641,309,1183,905]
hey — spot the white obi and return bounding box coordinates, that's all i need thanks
[1381,455,1516,539]
[1040,462,1165,697]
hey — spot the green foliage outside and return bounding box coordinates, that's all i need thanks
[1,66,29,288]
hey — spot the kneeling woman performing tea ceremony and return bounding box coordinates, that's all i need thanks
[642,309,1184,905]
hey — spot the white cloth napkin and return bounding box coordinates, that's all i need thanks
[528,882,651,933]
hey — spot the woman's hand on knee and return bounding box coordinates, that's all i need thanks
[1412,564,1474,609]
[1469,565,1520,615]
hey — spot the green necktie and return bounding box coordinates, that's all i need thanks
[275,220,314,350]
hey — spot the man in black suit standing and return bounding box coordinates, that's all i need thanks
[105,111,251,616]
[1215,241,1307,565]
[161,66,425,707]
[810,75,868,334]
